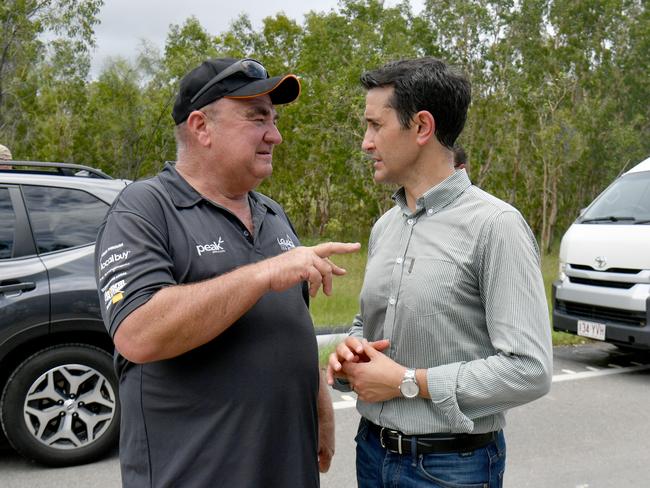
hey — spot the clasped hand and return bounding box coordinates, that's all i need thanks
[327,337,405,402]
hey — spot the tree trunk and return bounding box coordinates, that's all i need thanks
[541,157,550,254]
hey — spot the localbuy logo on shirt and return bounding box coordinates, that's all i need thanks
[100,250,130,270]
[277,234,295,252]
[196,237,226,256]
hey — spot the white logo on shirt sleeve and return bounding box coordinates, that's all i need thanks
[103,279,127,306]
[99,250,131,270]
[98,243,133,306]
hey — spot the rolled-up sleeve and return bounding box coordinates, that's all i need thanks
[426,210,553,428]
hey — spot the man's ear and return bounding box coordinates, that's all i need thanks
[414,111,435,146]
[186,110,211,147]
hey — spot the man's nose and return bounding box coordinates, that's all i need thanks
[361,132,374,152]
[265,124,283,145]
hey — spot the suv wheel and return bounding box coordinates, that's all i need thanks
[0,344,120,466]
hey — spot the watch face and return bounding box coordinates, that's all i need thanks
[400,380,419,398]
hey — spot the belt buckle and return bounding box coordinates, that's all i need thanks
[380,427,404,454]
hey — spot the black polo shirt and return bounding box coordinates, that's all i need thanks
[95,163,319,488]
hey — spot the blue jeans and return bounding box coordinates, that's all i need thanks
[355,418,506,488]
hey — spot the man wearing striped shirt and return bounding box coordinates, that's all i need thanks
[327,57,553,487]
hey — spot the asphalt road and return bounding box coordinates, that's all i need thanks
[1,343,650,487]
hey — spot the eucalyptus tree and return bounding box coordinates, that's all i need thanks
[0,0,103,157]
[263,0,422,238]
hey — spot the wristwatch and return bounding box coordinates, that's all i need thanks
[399,368,419,399]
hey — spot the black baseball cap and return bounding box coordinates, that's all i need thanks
[172,58,301,125]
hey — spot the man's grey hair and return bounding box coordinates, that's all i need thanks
[174,123,189,158]
[173,101,221,159]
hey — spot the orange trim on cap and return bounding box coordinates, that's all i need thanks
[224,74,301,102]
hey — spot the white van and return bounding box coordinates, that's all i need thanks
[552,156,650,349]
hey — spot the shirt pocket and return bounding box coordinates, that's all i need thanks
[401,258,458,317]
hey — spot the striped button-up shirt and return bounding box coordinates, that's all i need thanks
[350,169,553,435]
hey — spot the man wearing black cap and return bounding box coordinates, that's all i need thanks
[96,58,359,487]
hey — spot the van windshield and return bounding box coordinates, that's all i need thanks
[579,172,650,224]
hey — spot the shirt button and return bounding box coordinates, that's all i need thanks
[407,219,414,226]
[396,257,403,264]
[388,297,396,305]
[243,231,250,237]
[427,208,434,216]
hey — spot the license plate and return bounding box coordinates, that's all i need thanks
[577,320,606,341]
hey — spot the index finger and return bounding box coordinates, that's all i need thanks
[311,242,361,258]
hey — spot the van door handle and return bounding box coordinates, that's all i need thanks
[0,282,36,293]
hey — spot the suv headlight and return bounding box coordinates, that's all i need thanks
[558,260,567,281]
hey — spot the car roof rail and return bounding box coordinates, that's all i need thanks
[0,161,114,179]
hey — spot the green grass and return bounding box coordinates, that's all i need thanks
[310,247,367,329]
[541,249,587,347]
[311,244,583,347]
[318,343,337,366]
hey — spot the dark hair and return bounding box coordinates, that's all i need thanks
[453,145,467,167]
[360,57,471,149]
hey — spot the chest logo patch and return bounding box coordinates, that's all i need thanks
[277,234,296,252]
[196,237,225,256]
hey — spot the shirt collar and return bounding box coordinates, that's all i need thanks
[392,169,472,217]
[159,162,203,208]
[159,161,276,214]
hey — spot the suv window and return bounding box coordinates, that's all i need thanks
[22,186,109,253]
[0,188,16,259]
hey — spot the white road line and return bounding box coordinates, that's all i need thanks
[333,394,358,410]
[553,364,650,383]
[333,399,356,410]
[607,363,623,368]
[561,369,576,374]
[631,361,643,366]
[585,366,600,372]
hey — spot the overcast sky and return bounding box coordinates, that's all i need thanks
[91,0,424,76]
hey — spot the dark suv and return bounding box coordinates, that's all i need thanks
[0,161,129,466]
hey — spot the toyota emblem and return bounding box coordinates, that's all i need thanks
[594,256,607,269]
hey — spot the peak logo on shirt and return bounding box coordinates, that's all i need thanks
[277,234,295,252]
[196,237,225,256]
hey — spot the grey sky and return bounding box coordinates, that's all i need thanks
[91,0,423,75]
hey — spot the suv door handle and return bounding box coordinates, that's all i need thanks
[0,282,36,293]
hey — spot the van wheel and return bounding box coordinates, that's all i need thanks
[0,344,120,466]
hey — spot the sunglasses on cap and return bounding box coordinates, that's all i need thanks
[190,58,269,104]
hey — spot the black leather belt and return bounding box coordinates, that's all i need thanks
[367,421,497,455]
